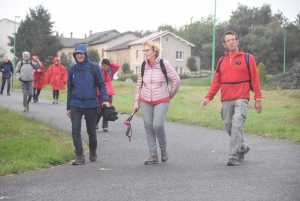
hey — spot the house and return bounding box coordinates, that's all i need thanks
[0,18,20,62]
[127,30,196,74]
[58,30,140,65]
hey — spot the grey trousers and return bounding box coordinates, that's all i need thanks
[221,99,249,159]
[21,81,33,106]
[140,102,170,156]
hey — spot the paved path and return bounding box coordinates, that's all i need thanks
[0,90,299,201]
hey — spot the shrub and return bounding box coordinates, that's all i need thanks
[258,63,267,85]
[118,74,138,82]
[122,62,132,74]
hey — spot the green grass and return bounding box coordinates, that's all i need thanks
[0,106,88,177]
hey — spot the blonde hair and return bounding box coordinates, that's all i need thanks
[143,41,160,56]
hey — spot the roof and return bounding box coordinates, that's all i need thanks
[0,18,20,25]
[105,40,136,52]
[89,31,138,46]
[128,30,195,47]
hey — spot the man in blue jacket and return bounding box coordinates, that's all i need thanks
[0,56,14,95]
[67,44,110,165]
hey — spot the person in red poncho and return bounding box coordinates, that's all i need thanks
[96,59,120,132]
[32,55,46,103]
[47,57,67,104]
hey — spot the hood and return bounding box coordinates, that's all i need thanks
[22,51,31,61]
[32,55,40,62]
[73,44,89,63]
[53,57,60,64]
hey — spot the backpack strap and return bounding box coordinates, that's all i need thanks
[21,61,33,68]
[141,59,168,86]
[215,55,226,72]
[244,53,253,91]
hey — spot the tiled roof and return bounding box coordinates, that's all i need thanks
[105,40,136,52]
[89,31,137,46]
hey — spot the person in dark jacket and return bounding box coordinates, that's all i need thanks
[0,56,14,95]
[67,44,110,165]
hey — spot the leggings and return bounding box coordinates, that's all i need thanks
[53,90,59,99]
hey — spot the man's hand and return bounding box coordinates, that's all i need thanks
[67,110,71,118]
[201,98,210,109]
[102,102,110,107]
[255,100,262,114]
[134,107,139,112]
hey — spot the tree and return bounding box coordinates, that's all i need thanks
[293,63,300,89]
[157,24,175,32]
[88,48,100,63]
[258,63,267,85]
[7,5,63,67]
[186,56,197,72]
[122,62,132,74]
[60,52,72,67]
[0,47,5,60]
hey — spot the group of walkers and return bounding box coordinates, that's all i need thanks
[1,30,263,167]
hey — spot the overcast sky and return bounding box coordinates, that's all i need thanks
[1,0,299,38]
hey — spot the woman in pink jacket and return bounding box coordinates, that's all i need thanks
[96,59,120,132]
[134,41,181,165]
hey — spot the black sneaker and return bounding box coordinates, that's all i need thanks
[72,155,85,165]
[144,155,159,165]
[227,158,239,166]
[89,150,97,161]
[239,146,250,162]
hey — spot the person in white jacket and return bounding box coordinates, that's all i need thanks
[134,41,181,165]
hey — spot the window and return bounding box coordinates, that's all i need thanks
[176,51,184,60]
[136,50,139,59]
[180,67,184,74]
[176,67,184,74]
[165,37,170,43]
[102,48,105,58]
[175,67,179,73]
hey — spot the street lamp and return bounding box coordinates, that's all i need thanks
[211,0,217,82]
[13,16,20,91]
[283,26,287,74]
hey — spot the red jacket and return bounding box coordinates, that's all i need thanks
[33,56,46,89]
[98,62,120,96]
[205,50,262,102]
[47,57,67,90]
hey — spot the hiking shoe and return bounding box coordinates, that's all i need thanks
[52,99,55,104]
[33,97,37,103]
[161,149,169,162]
[227,158,239,166]
[55,99,58,104]
[89,150,97,161]
[7,93,10,96]
[239,146,250,162]
[23,106,27,112]
[144,155,159,165]
[72,155,85,165]
[26,104,30,111]
[103,128,108,132]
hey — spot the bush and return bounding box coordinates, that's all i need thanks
[118,74,138,82]
[179,74,189,79]
[258,63,267,85]
[122,62,132,74]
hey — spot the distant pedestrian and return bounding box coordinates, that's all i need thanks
[201,30,262,166]
[134,41,181,165]
[96,59,120,132]
[67,44,110,165]
[32,55,46,103]
[47,57,67,104]
[15,52,41,112]
[0,56,14,95]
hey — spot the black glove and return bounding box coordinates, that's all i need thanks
[99,105,118,121]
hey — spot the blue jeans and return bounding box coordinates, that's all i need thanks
[70,106,98,156]
[1,76,11,93]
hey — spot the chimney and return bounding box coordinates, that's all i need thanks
[85,33,86,38]
[90,30,92,36]
[71,32,73,38]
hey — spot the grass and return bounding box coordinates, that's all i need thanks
[2,77,299,176]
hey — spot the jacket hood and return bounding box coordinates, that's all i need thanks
[53,57,60,64]
[32,55,40,61]
[22,51,31,61]
[73,44,89,63]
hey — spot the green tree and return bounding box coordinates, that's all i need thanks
[157,24,175,32]
[293,63,300,89]
[186,56,197,72]
[122,62,132,74]
[88,48,100,63]
[60,52,72,67]
[7,5,63,67]
[0,47,5,60]
[258,63,267,85]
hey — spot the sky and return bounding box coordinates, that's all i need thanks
[1,0,299,38]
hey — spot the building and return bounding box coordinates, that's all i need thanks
[0,18,20,62]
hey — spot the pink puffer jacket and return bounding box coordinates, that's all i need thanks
[134,56,181,108]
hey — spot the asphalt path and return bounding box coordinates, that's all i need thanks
[0,90,299,201]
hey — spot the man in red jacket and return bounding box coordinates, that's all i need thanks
[201,30,262,166]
